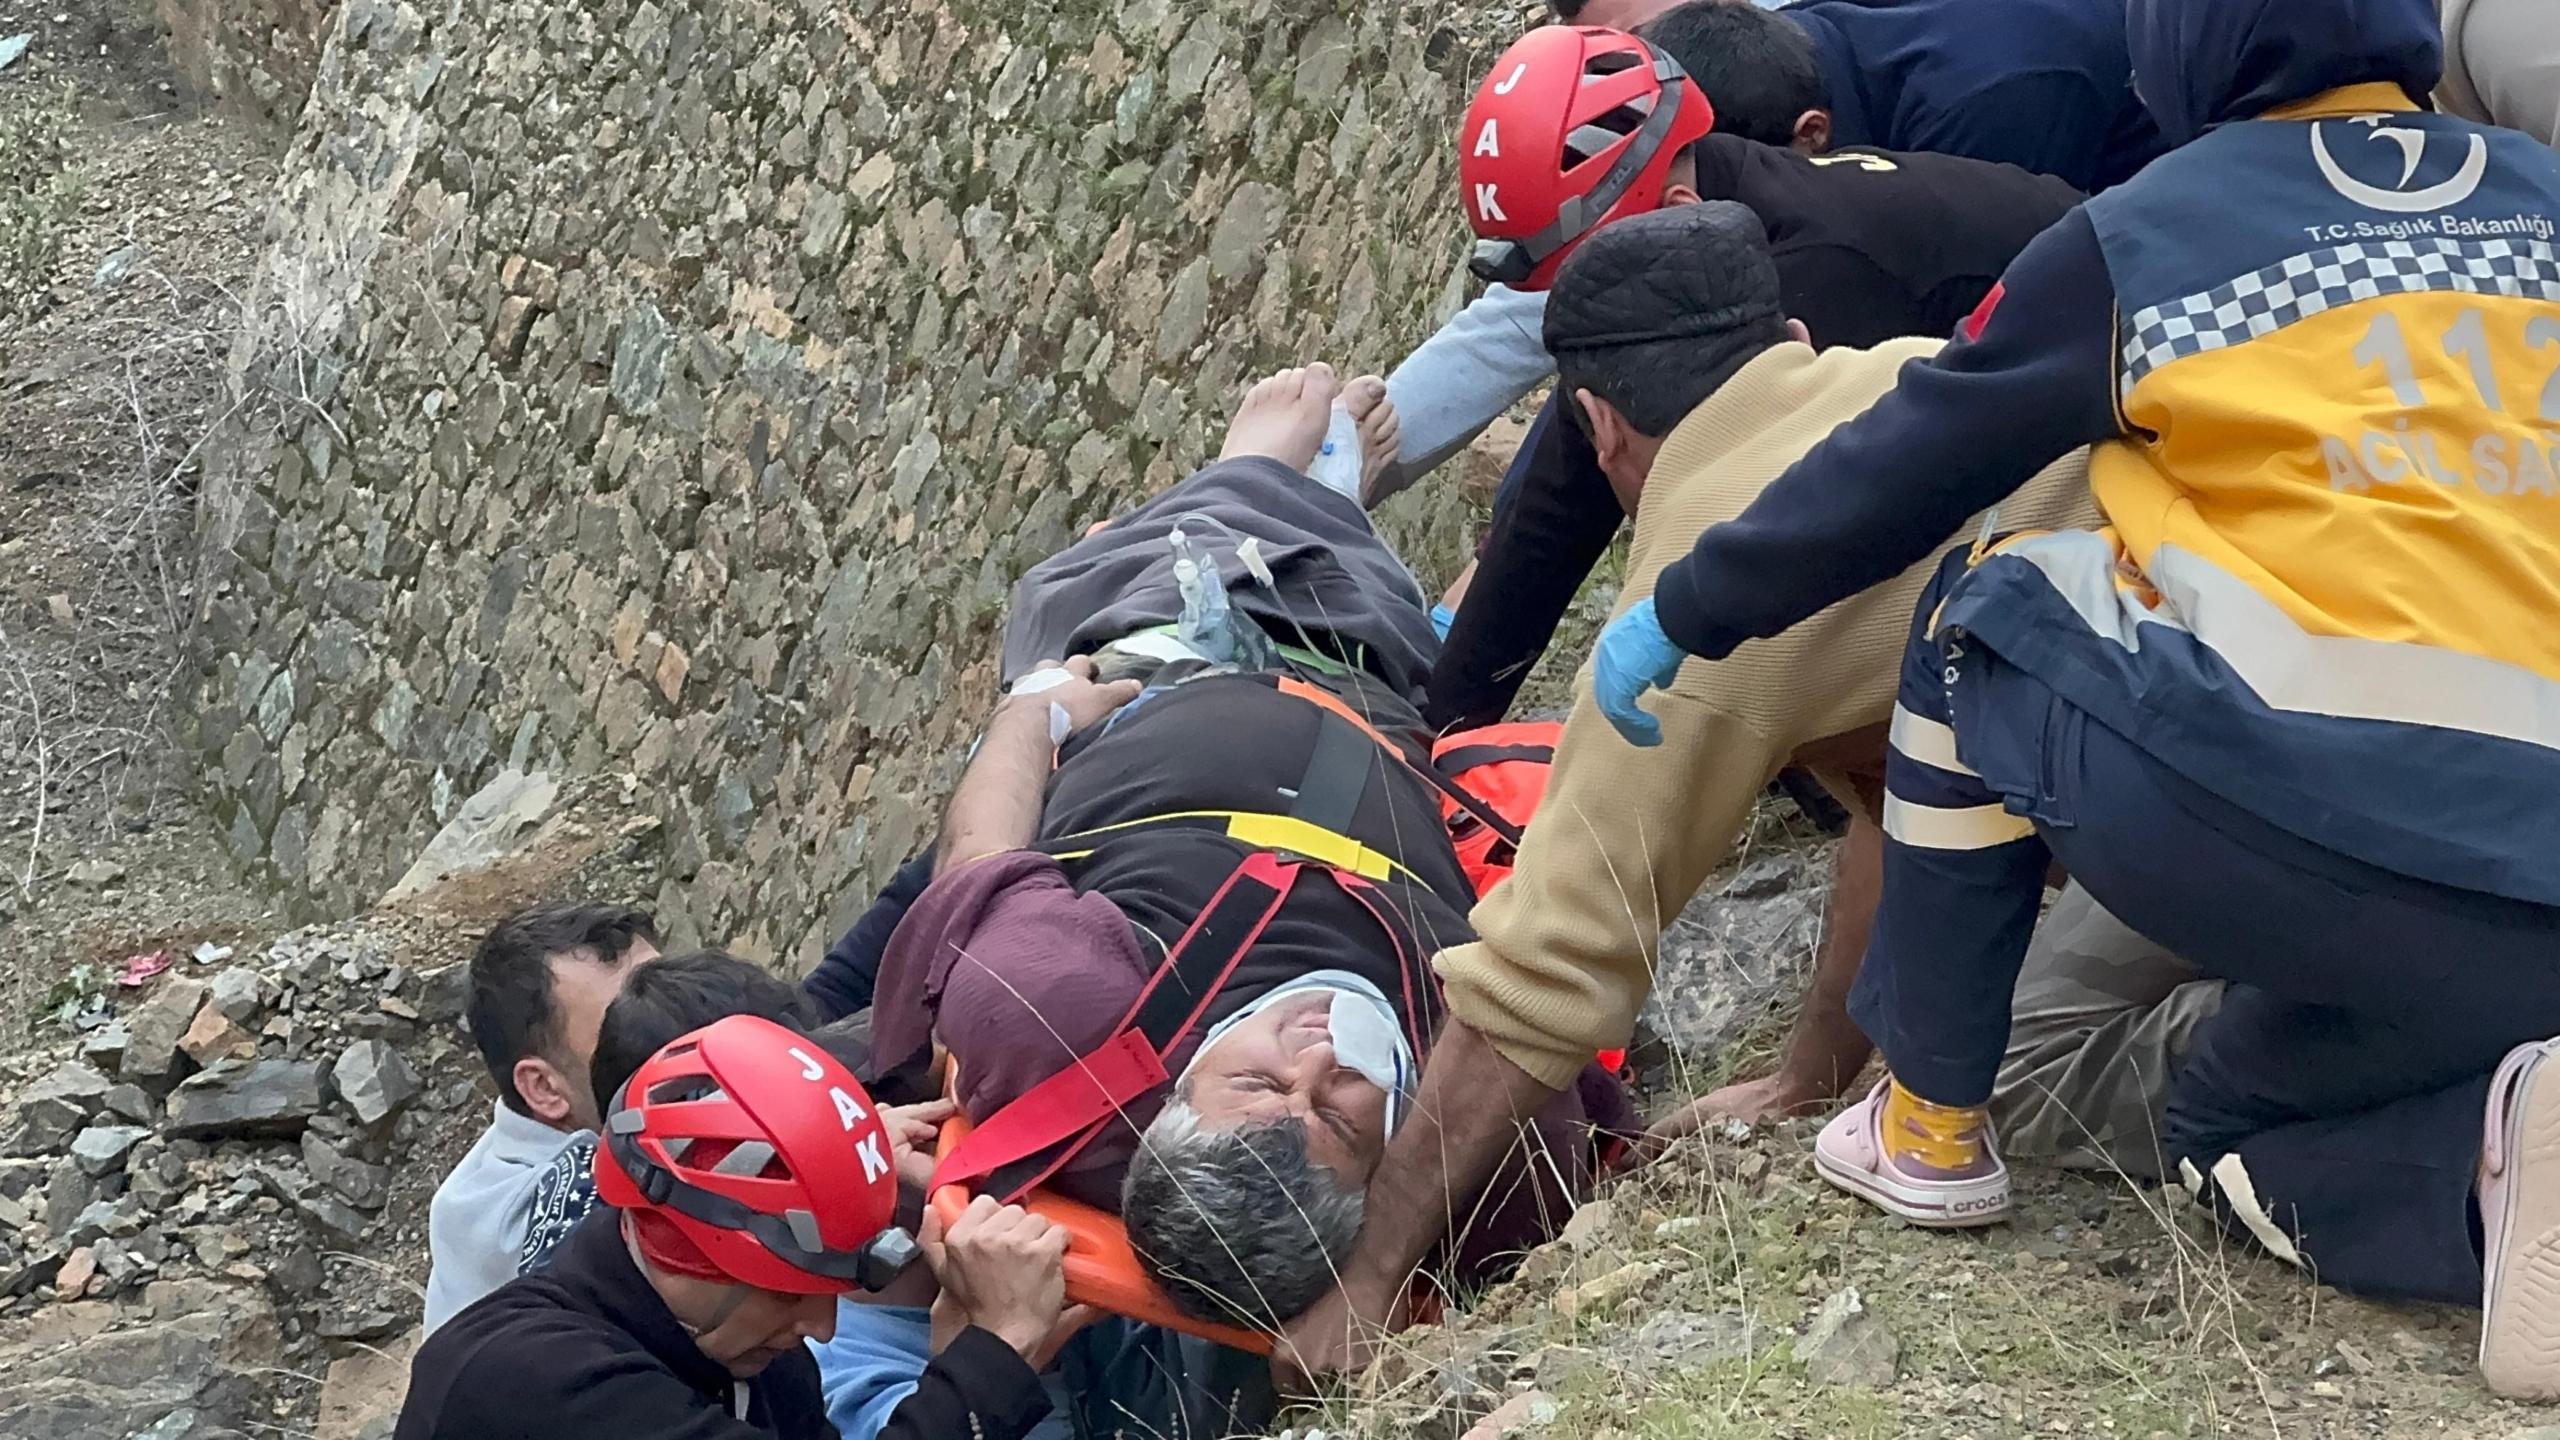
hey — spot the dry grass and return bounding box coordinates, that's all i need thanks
[0,82,85,325]
[1291,1102,2535,1440]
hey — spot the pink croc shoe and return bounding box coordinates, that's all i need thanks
[2479,1039,2560,1400]
[1813,1080,2011,1228]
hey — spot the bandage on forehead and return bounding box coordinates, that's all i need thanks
[1323,988,1415,1133]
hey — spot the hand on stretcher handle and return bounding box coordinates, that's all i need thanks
[929,1112,1275,1355]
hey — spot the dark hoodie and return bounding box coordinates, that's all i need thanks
[2125,0,2443,146]
[1647,0,2560,906]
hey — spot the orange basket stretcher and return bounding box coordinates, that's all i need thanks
[927,1100,1273,1355]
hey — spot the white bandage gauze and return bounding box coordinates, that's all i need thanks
[1176,970,1417,1135]
[1303,401,1364,502]
[1007,668,1076,743]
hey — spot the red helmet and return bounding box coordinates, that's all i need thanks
[595,1014,914,1295]
[1458,27,1715,291]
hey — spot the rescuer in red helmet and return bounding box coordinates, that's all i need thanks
[397,1014,1074,1440]
[1454,26,1717,293]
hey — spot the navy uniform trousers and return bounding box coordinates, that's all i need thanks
[1859,547,2560,1303]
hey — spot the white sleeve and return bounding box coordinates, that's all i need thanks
[1373,285,1554,505]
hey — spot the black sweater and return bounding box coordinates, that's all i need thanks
[397,1208,1052,1440]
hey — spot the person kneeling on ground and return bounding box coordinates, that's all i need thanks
[1592,0,2560,1401]
[866,364,1634,1344]
[398,1013,1074,1440]
[1270,199,2101,1374]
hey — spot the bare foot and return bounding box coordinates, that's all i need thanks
[1342,375,1402,506]
[1220,363,1339,473]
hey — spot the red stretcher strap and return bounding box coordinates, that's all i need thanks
[928,1029,1167,1193]
[940,850,1303,1203]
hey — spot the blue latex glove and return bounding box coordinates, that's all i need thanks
[1592,598,1687,747]
[1429,603,1457,641]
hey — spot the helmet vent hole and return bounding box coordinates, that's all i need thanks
[646,1075,726,1106]
[1562,96,1655,169]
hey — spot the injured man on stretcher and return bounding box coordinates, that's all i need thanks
[862,364,1636,1335]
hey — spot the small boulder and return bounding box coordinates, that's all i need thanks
[302,1132,390,1209]
[1558,1198,1618,1253]
[1554,1260,1660,1321]
[179,1003,257,1067]
[417,964,468,1026]
[102,1083,157,1123]
[0,1239,64,1296]
[165,1060,325,1139]
[1801,1286,1899,1388]
[42,1155,109,1237]
[333,1041,421,1127]
[54,1243,97,1299]
[65,856,126,888]
[317,1329,420,1440]
[1618,1309,1759,1369]
[13,1059,111,1151]
[81,1023,131,1069]
[383,768,559,902]
[206,968,272,1024]
[123,977,211,1082]
[67,1124,149,1177]
[1460,1390,1556,1440]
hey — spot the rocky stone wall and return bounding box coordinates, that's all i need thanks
[190,0,1525,964]
[156,0,335,130]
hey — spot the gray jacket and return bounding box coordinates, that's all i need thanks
[1376,284,1551,504]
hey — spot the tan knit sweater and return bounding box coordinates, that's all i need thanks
[1432,339,2101,1088]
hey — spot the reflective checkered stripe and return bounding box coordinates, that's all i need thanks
[2118,236,2560,396]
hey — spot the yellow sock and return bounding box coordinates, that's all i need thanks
[1880,1078,1989,1171]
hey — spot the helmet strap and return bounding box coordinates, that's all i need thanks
[626,1217,757,1334]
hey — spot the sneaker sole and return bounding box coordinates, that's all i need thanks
[2484,1050,2560,1400]
[1813,1141,2011,1230]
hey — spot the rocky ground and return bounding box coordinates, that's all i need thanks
[0,8,677,1436]
[1313,1126,2538,1440]
[0,771,667,1440]
[0,0,279,1044]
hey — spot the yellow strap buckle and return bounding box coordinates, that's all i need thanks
[1221,813,1394,882]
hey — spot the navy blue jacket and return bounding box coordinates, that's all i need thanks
[1786,0,2162,190]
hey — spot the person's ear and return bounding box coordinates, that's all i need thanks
[513,1056,577,1128]
[1791,108,1833,154]
[1578,388,1653,515]
[1574,388,1631,470]
[1786,318,1812,346]
[1661,180,1703,208]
